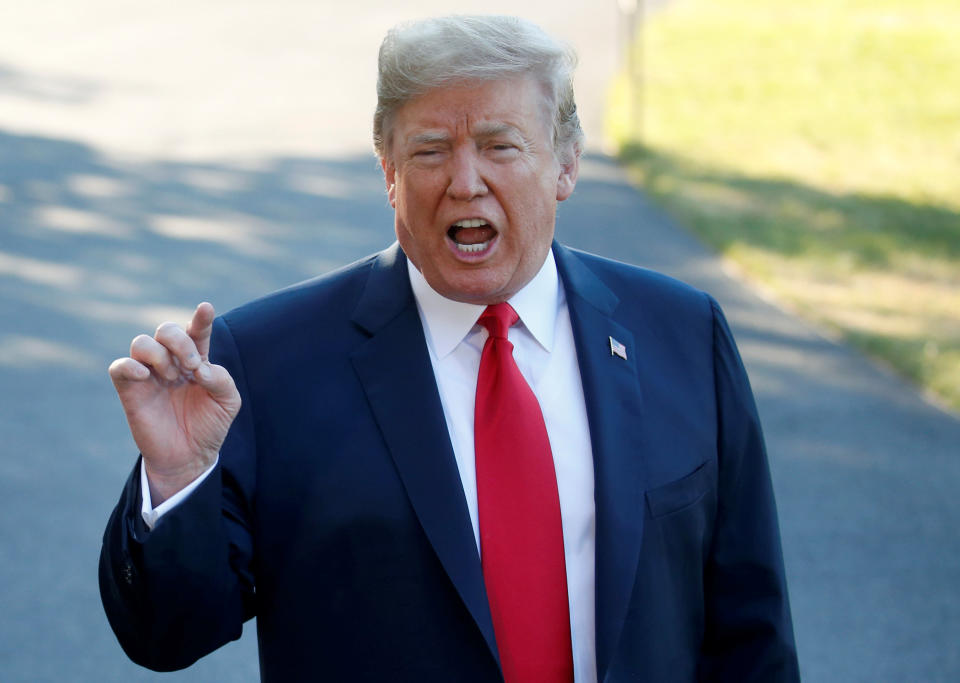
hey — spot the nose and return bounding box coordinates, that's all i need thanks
[446,147,487,200]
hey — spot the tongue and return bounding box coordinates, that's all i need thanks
[450,225,495,245]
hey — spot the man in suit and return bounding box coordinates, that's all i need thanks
[101,15,799,682]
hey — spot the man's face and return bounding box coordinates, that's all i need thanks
[382,76,579,304]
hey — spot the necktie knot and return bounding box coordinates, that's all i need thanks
[478,303,519,341]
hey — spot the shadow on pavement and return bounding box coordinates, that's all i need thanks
[0,128,395,681]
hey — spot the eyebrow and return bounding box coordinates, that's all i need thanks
[407,131,451,147]
[405,122,525,148]
[473,122,521,139]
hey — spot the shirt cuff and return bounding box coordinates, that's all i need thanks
[140,456,219,530]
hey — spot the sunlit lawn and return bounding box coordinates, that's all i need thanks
[608,0,960,411]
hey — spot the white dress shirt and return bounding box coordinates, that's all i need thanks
[142,249,597,682]
[408,250,597,683]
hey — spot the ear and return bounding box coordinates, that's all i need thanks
[555,151,580,202]
[381,157,397,208]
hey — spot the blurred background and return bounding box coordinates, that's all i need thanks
[611,0,960,415]
[1,1,957,681]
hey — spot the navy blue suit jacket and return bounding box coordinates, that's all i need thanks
[100,242,799,681]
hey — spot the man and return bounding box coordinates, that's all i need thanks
[101,15,799,682]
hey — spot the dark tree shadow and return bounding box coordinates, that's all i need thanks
[619,142,960,266]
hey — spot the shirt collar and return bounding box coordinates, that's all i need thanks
[407,249,560,359]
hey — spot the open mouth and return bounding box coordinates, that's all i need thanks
[448,218,497,255]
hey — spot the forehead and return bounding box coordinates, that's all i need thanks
[391,76,552,144]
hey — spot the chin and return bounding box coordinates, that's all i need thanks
[436,270,511,305]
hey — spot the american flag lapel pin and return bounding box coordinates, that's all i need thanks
[609,336,627,360]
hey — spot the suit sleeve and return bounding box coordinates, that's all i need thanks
[98,316,257,672]
[698,297,800,682]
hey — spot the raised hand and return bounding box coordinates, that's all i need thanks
[108,302,241,505]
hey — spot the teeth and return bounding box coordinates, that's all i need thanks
[452,218,488,228]
[449,218,492,254]
[456,241,490,253]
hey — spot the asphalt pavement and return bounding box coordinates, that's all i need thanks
[1,3,958,681]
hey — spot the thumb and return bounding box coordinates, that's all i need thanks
[193,361,241,407]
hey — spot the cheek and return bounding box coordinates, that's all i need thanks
[393,192,434,252]
[510,190,555,236]
[396,171,436,214]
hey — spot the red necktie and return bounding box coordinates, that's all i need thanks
[474,303,574,683]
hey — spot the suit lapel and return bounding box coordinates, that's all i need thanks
[554,244,648,682]
[349,245,499,664]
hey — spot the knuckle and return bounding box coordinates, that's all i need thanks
[154,321,181,339]
[155,324,194,357]
[129,334,154,354]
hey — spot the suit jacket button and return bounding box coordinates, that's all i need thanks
[122,562,134,585]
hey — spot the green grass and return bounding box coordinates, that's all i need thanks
[608,0,960,412]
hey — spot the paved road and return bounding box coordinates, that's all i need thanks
[1,3,958,681]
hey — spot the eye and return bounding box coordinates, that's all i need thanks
[409,148,446,165]
[486,142,519,158]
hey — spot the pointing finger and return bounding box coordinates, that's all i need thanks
[186,302,216,361]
